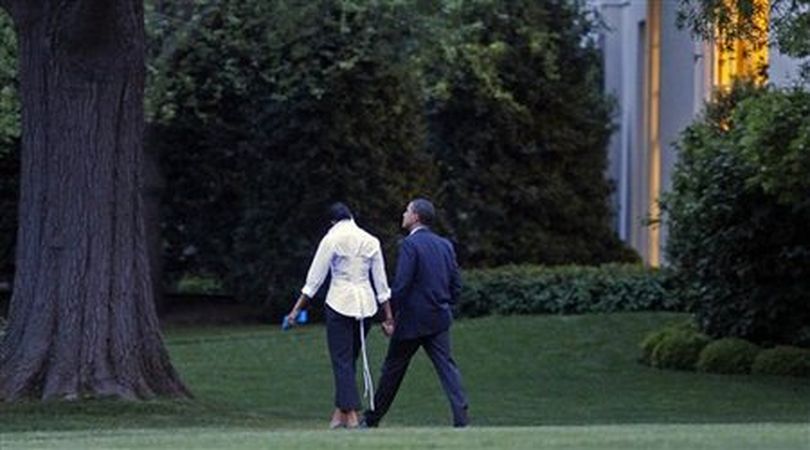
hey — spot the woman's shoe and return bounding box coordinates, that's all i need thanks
[345,410,360,428]
[329,409,346,429]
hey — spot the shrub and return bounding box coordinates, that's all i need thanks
[696,338,761,374]
[751,346,810,378]
[662,83,810,346]
[175,275,225,296]
[458,264,680,319]
[649,328,711,371]
[639,320,698,365]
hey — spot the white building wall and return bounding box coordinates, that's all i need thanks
[657,0,703,253]
[594,0,655,261]
[770,48,803,86]
[598,2,625,237]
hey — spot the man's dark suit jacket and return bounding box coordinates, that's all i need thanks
[391,227,461,340]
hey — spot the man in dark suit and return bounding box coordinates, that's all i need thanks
[362,198,469,428]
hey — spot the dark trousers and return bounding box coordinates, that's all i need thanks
[326,304,371,411]
[365,329,469,427]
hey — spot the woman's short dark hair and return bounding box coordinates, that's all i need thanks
[410,198,435,226]
[329,202,353,223]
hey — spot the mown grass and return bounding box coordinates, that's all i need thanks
[0,313,808,448]
[2,423,809,449]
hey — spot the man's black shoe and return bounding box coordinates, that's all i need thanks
[453,408,469,428]
[358,417,378,429]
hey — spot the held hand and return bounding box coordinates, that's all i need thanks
[381,318,395,337]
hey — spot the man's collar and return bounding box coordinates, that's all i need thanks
[409,225,428,236]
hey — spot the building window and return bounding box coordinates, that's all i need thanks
[713,0,769,88]
[646,0,662,267]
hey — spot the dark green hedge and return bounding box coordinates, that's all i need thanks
[457,264,680,318]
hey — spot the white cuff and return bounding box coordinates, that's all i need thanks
[301,286,317,298]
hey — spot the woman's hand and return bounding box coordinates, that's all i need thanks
[285,310,299,328]
[284,294,309,329]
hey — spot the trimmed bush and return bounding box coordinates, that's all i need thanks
[752,346,810,378]
[639,320,698,366]
[649,328,710,371]
[640,331,668,366]
[696,338,761,374]
[459,264,680,319]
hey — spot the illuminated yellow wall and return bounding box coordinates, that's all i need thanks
[713,0,769,87]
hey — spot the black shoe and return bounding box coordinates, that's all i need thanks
[453,409,469,428]
[358,417,378,429]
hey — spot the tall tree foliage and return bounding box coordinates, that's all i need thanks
[148,0,437,310]
[425,0,633,266]
[2,0,632,314]
[0,0,188,400]
[146,0,634,308]
[0,11,18,276]
[0,10,16,154]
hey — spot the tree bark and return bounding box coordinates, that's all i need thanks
[0,0,189,400]
[143,127,166,314]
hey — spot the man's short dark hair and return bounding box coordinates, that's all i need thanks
[410,198,435,226]
[329,202,353,223]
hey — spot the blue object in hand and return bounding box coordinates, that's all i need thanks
[282,310,309,331]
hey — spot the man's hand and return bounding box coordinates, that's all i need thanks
[381,318,395,337]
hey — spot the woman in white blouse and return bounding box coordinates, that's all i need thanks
[285,203,394,429]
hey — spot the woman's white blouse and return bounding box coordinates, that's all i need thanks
[301,220,391,318]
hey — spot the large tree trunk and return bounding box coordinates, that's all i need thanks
[0,0,189,400]
[143,128,166,314]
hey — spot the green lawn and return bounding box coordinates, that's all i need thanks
[2,424,808,449]
[0,313,808,449]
